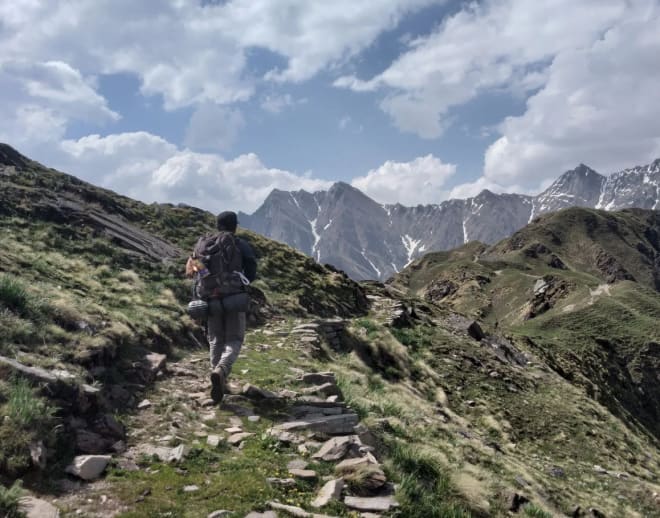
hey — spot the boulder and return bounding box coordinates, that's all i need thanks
[300,382,342,399]
[207,435,222,448]
[313,436,359,461]
[289,468,318,480]
[311,478,344,508]
[29,441,47,469]
[299,372,336,385]
[65,455,111,481]
[21,496,60,518]
[467,321,485,341]
[227,432,253,446]
[242,384,278,400]
[168,444,190,463]
[344,496,398,512]
[245,512,277,518]
[273,413,359,436]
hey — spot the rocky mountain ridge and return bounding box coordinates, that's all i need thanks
[240,159,660,280]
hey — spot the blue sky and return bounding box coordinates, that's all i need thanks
[1,0,659,211]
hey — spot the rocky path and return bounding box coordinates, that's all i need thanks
[39,319,397,518]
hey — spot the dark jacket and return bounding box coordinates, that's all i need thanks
[236,237,257,282]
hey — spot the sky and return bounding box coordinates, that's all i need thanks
[1,0,659,213]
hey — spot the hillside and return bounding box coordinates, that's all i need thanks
[1,145,659,518]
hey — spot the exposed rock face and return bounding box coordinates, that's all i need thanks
[240,160,660,280]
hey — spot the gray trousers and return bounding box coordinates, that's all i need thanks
[207,299,246,377]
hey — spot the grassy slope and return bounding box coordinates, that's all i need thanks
[2,146,659,517]
[0,148,366,482]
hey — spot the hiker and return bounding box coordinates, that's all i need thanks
[186,211,257,403]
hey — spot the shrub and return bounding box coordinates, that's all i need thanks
[0,480,25,518]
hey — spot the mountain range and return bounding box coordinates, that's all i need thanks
[239,160,660,280]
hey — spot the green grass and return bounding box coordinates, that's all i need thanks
[0,480,25,518]
[522,503,552,518]
[5,377,55,428]
[387,441,474,518]
[0,378,56,475]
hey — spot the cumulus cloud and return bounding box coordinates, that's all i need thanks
[0,0,438,110]
[336,0,627,139]
[351,154,455,205]
[54,131,331,213]
[260,93,305,114]
[336,0,660,191]
[184,104,245,152]
[484,3,660,186]
[0,60,118,148]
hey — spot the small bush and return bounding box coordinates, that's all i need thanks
[0,480,25,518]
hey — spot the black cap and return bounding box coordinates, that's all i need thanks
[217,211,238,232]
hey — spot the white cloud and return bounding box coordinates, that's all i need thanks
[260,94,305,114]
[0,60,118,150]
[335,0,629,139]
[351,154,455,205]
[484,3,660,186]
[185,104,245,152]
[0,0,438,110]
[54,131,331,213]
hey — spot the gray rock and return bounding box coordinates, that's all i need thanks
[65,455,112,481]
[300,383,342,398]
[245,512,277,518]
[137,399,152,409]
[228,432,254,445]
[207,511,232,518]
[273,413,359,435]
[299,372,336,385]
[183,485,199,492]
[21,496,60,518]
[29,441,47,469]
[207,435,222,448]
[289,468,318,480]
[144,353,167,377]
[311,478,344,508]
[267,501,338,517]
[312,436,358,461]
[168,444,190,463]
[287,459,309,470]
[344,496,398,512]
[243,384,278,400]
[267,477,297,487]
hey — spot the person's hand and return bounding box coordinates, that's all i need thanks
[185,256,196,277]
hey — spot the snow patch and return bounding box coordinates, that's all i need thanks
[309,218,321,261]
[323,219,333,231]
[361,249,381,277]
[462,219,468,244]
[290,192,301,210]
[402,234,421,267]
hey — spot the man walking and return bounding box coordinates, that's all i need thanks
[189,211,257,403]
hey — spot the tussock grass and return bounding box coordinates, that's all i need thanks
[5,377,54,428]
[522,504,553,518]
[0,480,25,518]
[387,441,474,518]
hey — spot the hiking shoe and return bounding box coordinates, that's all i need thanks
[210,368,225,404]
